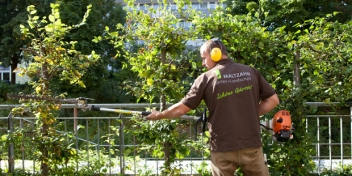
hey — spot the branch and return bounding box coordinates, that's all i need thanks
[20,48,39,56]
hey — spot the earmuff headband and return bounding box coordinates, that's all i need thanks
[210,38,222,62]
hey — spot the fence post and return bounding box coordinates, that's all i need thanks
[350,106,352,164]
[7,113,14,173]
[119,113,125,174]
[74,107,78,133]
[74,107,79,171]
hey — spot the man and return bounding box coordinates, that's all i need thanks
[145,38,279,175]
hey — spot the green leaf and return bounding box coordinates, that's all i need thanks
[49,14,55,22]
[30,9,37,15]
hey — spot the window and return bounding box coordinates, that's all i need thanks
[169,3,177,10]
[183,21,192,29]
[200,3,207,9]
[3,72,9,81]
[0,66,11,83]
[208,2,216,9]
[192,3,200,9]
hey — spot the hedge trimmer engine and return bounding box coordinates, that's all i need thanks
[272,110,293,142]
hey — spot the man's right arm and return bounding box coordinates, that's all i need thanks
[258,94,280,116]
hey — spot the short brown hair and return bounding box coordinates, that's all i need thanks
[200,38,228,56]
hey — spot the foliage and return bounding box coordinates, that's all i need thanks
[137,164,154,175]
[192,6,289,80]
[50,0,128,98]
[291,15,352,103]
[0,80,10,101]
[260,12,352,175]
[112,0,201,103]
[261,0,352,31]
[125,117,195,174]
[225,0,352,31]
[320,164,352,176]
[196,161,212,176]
[18,3,99,88]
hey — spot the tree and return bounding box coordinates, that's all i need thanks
[0,0,55,84]
[290,14,352,103]
[51,0,127,101]
[12,3,99,175]
[105,0,202,173]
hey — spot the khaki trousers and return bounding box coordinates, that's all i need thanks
[210,147,270,176]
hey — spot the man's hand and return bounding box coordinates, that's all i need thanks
[144,102,191,120]
[145,110,161,120]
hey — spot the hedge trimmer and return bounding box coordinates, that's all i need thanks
[7,94,293,142]
[7,94,206,139]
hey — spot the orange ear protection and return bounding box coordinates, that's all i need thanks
[210,38,222,62]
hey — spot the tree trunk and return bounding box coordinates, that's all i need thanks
[160,48,172,171]
[41,123,49,176]
[41,63,50,176]
[293,51,301,87]
[163,141,172,172]
[10,56,19,84]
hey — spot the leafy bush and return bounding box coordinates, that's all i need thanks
[320,164,352,176]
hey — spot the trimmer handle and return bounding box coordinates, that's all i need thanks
[194,107,207,140]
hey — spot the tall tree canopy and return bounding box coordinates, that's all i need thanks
[226,0,352,31]
[0,0,127,100]
[0,0,54,84]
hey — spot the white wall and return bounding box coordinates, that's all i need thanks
[14,62,30,84]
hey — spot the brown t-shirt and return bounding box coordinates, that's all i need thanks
[181,59,276,152]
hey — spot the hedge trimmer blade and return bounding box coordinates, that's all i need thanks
[7,93,93,109]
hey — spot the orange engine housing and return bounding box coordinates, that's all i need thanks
[272,110,292,142]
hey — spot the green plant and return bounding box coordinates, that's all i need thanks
[137,164,154,176]
[125,117,195,174]
[196,161,212,176]
[76,149,111,175]
[320,164,352,176]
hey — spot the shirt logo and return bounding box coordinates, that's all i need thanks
[213,70,222,79]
